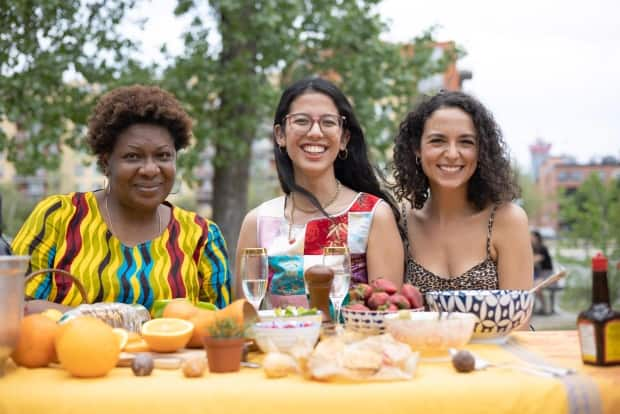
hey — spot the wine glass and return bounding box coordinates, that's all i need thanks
[322,246,351,325]
[240,248,268,312]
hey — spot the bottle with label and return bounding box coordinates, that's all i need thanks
[577,252,620,366]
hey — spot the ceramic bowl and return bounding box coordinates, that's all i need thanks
[258,309,323,325]
[341,307,424,335]
[252,320,321,353]
[424,290,534,343]
[385,311,476,357]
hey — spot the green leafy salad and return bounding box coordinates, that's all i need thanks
[273,306,318,317]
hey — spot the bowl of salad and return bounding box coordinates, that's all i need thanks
[258,306,323,325]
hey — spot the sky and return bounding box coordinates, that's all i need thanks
[124,0,620,172]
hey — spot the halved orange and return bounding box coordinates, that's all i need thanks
[141,318,194,353]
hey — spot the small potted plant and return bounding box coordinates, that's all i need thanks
[202,317,247,373]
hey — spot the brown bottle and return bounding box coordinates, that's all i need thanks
[577,252,620,366]
[304,265,334,322]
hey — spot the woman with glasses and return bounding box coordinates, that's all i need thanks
[235,77,404,308]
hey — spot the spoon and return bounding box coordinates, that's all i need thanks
[528,269,567,295]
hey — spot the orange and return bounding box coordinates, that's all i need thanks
[187,309,217,348]
[162,300,198,320]
[141,318,193,352]
[11,314,60,368]
[55,316,120,378]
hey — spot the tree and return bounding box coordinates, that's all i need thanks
[558,173,620,307]
[165,0,454,260]
[558,173,620,256]
[0,0,147,174]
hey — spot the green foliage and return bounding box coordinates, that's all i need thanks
[0,0,150,175]
[558,174,620,257]
[557,174,620,310]
[514,163,544,219]
[0,183,37,237]
[207,317,247,338]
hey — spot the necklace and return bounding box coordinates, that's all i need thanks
[287,180,341,244]
[105,195,162,239]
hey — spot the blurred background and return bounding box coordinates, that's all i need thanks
[1,0,619,327]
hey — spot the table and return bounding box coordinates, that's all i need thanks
[1,331,618,414]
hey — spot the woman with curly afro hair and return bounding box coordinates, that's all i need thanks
[392,90,532,293]
[13,85,231,314]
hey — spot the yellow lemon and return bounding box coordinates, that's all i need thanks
[112,328,129,351]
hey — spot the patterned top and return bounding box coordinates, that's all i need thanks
[403,205,499,293]
[256,192,382,308]
[12,192,231,310]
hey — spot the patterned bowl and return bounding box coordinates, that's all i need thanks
[342,307,424,335]
[424,290,534,343]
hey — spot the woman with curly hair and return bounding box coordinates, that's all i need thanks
[392,91,532,292]
[13,85,231,314]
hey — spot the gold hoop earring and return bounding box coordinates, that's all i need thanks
[103,177,110,195]
[338,148,348,160]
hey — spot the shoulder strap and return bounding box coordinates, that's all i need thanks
[486,204,498,259]
[400,204,410,253]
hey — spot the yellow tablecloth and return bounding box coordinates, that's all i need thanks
[1,331,618,414]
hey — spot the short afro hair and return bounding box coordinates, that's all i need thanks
[87,84,192,170]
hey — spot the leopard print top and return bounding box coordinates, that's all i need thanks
[403,205,499,293]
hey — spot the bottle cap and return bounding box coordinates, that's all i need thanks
[592,252,608,272]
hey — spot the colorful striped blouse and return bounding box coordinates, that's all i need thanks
[12,191,231,310]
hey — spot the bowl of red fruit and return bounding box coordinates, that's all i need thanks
[342,279,424,335]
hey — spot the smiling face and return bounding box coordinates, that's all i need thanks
[417,106,478,192]
[275,92,349,181]
[104,123,176,210]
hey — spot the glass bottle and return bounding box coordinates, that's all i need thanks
[577,252,620,366]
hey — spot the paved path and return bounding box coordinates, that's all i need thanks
[532,309,577,331]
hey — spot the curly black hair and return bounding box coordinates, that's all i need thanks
[87,85,192,170]
[392,91,520,210]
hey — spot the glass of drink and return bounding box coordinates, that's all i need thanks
[240,248,268,312]
[322,246,351,325]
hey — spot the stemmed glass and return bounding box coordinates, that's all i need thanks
[240,248,268,312]
[322,246,351,324]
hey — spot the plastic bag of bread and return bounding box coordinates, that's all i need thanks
[307,333,419,382]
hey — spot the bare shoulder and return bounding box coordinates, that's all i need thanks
[373,200,398,222]
[493,202,529,228]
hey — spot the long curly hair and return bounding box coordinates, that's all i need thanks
[87,85,192,171]
[392,91,520,210]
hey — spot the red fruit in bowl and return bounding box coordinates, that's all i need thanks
[367,292,390,310]
[356,283,373,300]
[401,284,424,308]
[346,303,370,312]
[370,278,398,295]
[388,293,411,309]
[387,304,399,312]
[348,287,364,302]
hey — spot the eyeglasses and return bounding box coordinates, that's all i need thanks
[283,113,345,135]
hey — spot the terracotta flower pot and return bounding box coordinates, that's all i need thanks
[203,336,245,373]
